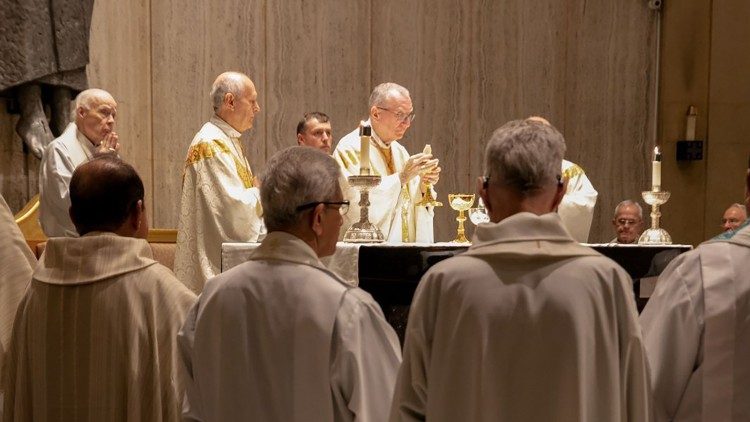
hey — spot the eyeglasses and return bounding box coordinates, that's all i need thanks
[615,218,641,227]
[376,107,416,124]
[296,200,350,216]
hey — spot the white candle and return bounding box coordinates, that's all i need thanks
[685,106,697,141]
[652,146,662,191]
[360,123,371,175]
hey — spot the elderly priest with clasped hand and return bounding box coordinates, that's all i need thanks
[333,82,440,243]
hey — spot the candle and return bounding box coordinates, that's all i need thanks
[359,123,371,175]
[685,106,697,141]
[652,146,662,191]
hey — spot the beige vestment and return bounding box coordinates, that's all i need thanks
[333,121,435,243]
[390,212,651,422]
[641,221,750,422]
[175,115,262,293]
[179,231,402,421]
[2,233,196,422]
[0,196,35,418]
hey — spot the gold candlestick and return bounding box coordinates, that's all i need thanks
[449,193,475,243]
[638,189,672,244]
[343,175,385,243]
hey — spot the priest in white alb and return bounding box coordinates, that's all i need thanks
[640,157,750,422]
[0,195,35,418]
[3,157,196,421]
[174,71,263,293]
[525,116,597,242]
[179,147,402,422]
[390,119,650,422]
[38,88,120,237]
[333,82,440,243]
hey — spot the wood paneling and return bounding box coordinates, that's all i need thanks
[150,0,265,228]
[87,0,153,219]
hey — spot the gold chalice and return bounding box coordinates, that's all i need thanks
[449,193,475,243]
[415,144,442,207]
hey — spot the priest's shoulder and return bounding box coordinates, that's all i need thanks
[335,126,361,150]
[188,121,229,147]
[140,262,196,300]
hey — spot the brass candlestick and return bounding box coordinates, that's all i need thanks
[638,189,673,245]
[449,193,475,243]
[343,175,385,243]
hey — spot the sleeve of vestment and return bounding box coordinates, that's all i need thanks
[388,271,441,422]
[39,144,78,236]
[639,253,703,422]
[330,288,402,422]
[558,167,597,242]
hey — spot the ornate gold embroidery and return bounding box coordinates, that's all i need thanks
[563,164,585,181]
[185,139,254,188]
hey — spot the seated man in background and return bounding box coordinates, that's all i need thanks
[611,199,645,244]
[390,119,650,421]
[39,88,120,237]
[0,195,36,418]
[3,157,196,421]
[641,156,750,421]
[721,202,747,232]
[297,111,333,154]
[179,147,401,421]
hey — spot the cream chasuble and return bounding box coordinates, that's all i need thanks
[334,121,435,243]
[179,231,402,422]
[0,196,35,418]
[559,159,597,242]
[641,220,750,422]
[2,233,196,422]
[174,115,262,293]
[38,122,99,237]
[390,212,651,422]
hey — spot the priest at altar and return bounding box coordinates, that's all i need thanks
[175,71,263,293]
[333,82,440,243]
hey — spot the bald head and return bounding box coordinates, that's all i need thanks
[74,88,117,144]
[69,156,146,238]
[210,71,260,132]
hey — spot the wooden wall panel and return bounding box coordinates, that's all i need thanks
[150,0,266,228]
[371,0,473,242]
[562,2,656,242]
[265,0,370,163]
[87,0,153,219]
[703,0,750,238]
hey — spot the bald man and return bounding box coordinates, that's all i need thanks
[39,88,120,237]
[175,71,263,293]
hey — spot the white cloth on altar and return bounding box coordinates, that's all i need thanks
[640,222,750,422]
[333,121,434,243]
[174,115,263,294]
[179,231,402,422]
[0,196,35,418]
[38,122,98,237]
[390,212,651,422]
[2,233,196,422]
[558,159,597,242]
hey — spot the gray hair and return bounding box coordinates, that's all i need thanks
[72,88,114,121]
[260,146,342,231]
[368,82,410,108]
[614,200,643,219]
[210,72,247,112]
[483,119,566,194]
[729,203,747,213]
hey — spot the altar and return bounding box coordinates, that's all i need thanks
[222,242,692,342]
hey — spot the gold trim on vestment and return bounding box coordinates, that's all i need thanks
[563,164,585,180]
[185,139,254,188]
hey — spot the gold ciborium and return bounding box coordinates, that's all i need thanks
[449,193,475,243]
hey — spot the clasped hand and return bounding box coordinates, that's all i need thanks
[400,153,440,185]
